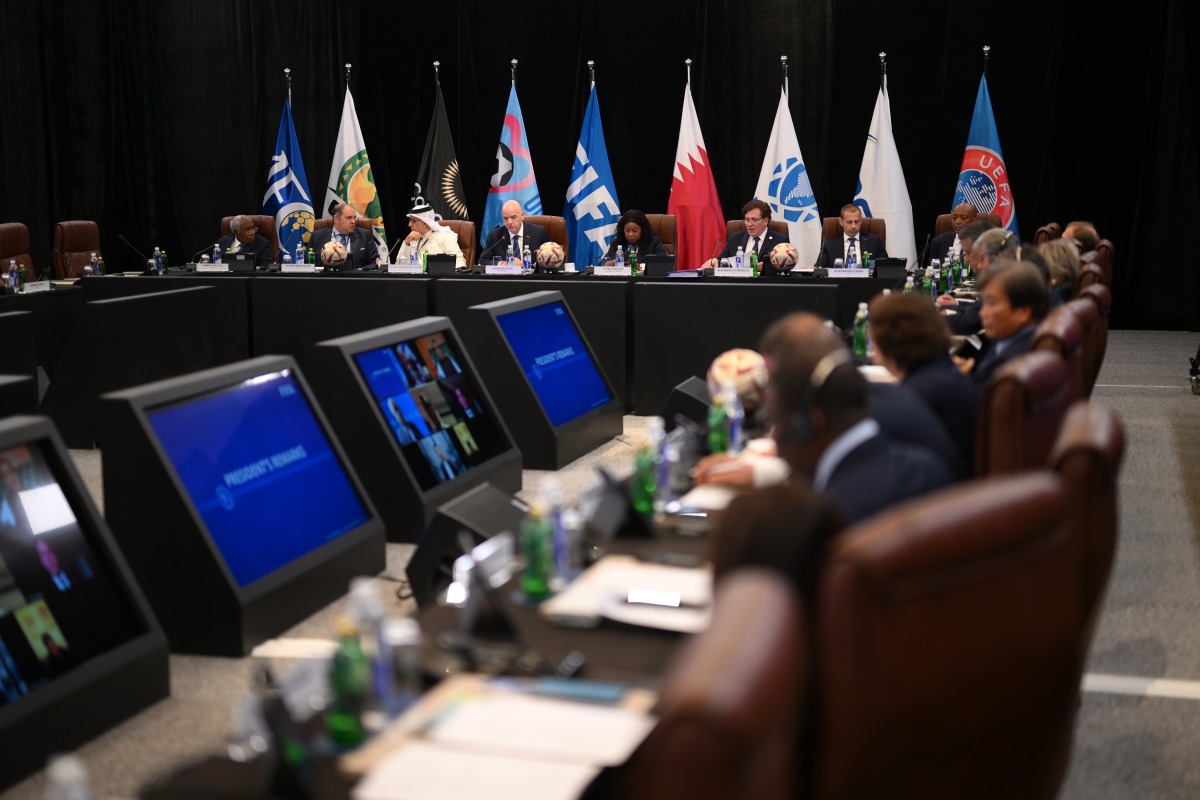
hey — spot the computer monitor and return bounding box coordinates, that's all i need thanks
[0,415,168,790]
[100,356,385,656]
[309,317,522,543]
[467,291,623,469]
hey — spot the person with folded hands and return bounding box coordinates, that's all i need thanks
[602,209,666,268]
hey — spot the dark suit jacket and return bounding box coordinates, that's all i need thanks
[867,382,961,480]
[947,299,982,335]
[312,226,377,271]
[718,229,790,275]
[814,232,887,268]
[902,352,980,477]
[821,429,955,525]
[929,230,960,266]
[482,222,550,264]
[216,233,273,267]
[970,325,1036,386]
[603,234,667,261]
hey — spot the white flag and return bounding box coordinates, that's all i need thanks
[854,78,916,267]
[754,86,821,266]
[324,88,386,245]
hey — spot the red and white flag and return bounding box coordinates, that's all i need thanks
[668,79,724,270]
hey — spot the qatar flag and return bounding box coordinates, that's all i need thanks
[668,79,724,270]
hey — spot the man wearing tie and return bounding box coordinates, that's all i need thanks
[929,203,978,266]
[216,215,274,266]
[312,202,377,270]
[705,200,790,274]
[481,200,550,264]
[815,204,888,268]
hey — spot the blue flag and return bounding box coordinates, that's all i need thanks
[262,100,316,260]
[953,76,1018,234]
[481,83,542,246]
[564,85,620,268]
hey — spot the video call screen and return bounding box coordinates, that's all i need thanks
[494,300,612,427]
[0,442,144,709]
[353,330,511,492]
[146,370,368,588]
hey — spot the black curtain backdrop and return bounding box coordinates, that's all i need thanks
[2,0,1196,329]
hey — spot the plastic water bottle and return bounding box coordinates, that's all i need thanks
[7,259,16,288]
[721,381,745,455]
[42,754,95,800]
[96,256,104,276]
[735,246,744,270]
[89,252,99,276]
[294,243,305,266]
[213,244,222,264]
[281,251,293,267]
[749,249,759,277]
[631,437,657,519]
[707,392,728,454]
[507,241,516,267]
[522,244,532,273]
[520,503,553,600]
[153,246,163,274]
[408,248,418,268]
[614,245,624,271]
[853,302,869,357]
[904,276,914,293]
[846,248,857,270]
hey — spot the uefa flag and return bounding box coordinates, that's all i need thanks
[565,84,620,269]
[481,83,542,246]
[953,75,1018,234]
[754,86,821,266]
[262,100,316,261]
[668,78,723,270]
[854,78,917,267]
[414,83,469,220]
[324,88,386,245]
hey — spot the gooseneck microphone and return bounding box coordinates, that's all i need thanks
[50,247,72,281]
[916,232,931,271]
[706,237,723,269]
[118,234,149,262]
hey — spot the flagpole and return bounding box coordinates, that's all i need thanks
[879,52,887,90]
[781,55,788,95]
[588,59,595,89]
[433,60,440,87]
[511,59,518,86]
[982,45,990,76]
[344,63,352,90]
[685,58,692,84]
[284,68,292,106]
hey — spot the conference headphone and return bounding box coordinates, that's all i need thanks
[785,348,855,444]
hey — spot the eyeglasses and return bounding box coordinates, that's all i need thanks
[744,216,765,224]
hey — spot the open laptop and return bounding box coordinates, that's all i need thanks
[641,254,676,277]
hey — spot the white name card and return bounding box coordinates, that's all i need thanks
[195,262,229,273]
[827,268,870,278]
[281,263,317,274]
[387,264,424,274]
[714,267,756,278]
[485,264,525,276]
[22,280,51,294]
[592,266,633,277]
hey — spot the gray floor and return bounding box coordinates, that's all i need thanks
[3,332,1199,799]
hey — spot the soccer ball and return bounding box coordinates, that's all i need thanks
[536,241,565,270]
[707,348,768,413]
[769,242,800,270]
[321,239,348,267]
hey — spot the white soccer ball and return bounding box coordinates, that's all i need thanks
[321,239,348,266]
[536,241,565,269]
[707,348,769,413]
[769,242,800,270]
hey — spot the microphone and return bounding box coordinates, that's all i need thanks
[50,247,72,281]
[475,226,510,265]
[118,234,149,263]
[189,244,216,263]
[916,233,931,271]
[704,237,723,271]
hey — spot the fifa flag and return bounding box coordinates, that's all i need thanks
[854,79,917,268]
[954,76,1018,234]
[755,87,821,266]
[565,84,620,269]
[481,83,542,246]
[668,79,723,270]
[262,100,316,260]
[414,83,469,220]
[324,88,386,245]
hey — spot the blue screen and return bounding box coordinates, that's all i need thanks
[494,301,612,427]
[147,370,368,587]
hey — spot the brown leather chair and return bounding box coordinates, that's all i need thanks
[1063,298,1101,396]
[219,214,280,262]
[1078,284,1112,387]
[439,220,477,267]
[976,350,1074,475]
[820,216,886,249]
[51,220,102,279]
[311,216,376,233]
[810,472,1084,800]
[645,213,677,255]
[607,568,804,800]
[523,215,568,253]
[0,222,35,277]
[933,212,1002,237]
[1072,262,1104,298]
[1082,240,1114,287]
[726,219,790,239]
[1034,221,1062,244]
[1033,306,1086,402]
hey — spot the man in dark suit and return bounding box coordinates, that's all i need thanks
[955,260,1049,386]
[929,202,977,267]
[217,215,274,266]
[312,202,378,271]
[481,200,550,264]
[704,200,790,275]
[814,204,887,268]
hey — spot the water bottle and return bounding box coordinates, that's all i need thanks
[614,245,624,270]
[749,249,759,277]
[522,244,532,273]
[378,243,389,269]
[42,754,95,800]
[846,248,857,270]
[721,381,745,455]
[853,302,869,357]
[212,244,222,264]
[520,502,553,600]
[89,252,99,276]
[281,251,293,267]
[408,248,418,268]
[306,246,316,264]
[294,243,305,266]
[541,478,569,586]
[506,241,516,267]
[629,248,638,275]
[7,259,16,288]
[153,246,163,274]
[923,270,933,296]
[706,392,728,455]
[735,246,744,270]
[903,275,914,293]
[631,438,657,519]
[96,255,105,276]
[326,617,369,747]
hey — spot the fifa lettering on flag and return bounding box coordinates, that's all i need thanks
[954,75,1018,234]
[262,100,315,260]
[565,84,620,269]
[481,83,542,246]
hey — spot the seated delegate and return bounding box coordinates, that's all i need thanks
[602,209,666,267]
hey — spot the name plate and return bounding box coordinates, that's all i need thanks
[387,264,424,274]
[592,265,633,277]
[827,268,870,278]
[195,262,229,273]
[714,267,756,278]
[485,264,525,276]
[281,263,317,274]
[22,280,51,294]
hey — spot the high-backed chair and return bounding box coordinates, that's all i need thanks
[726,219,790,239]
[1033,306,1086,402]
[606,568,804,800]
[523,215,568,253]
[1082,241,1114,287]
[0,222,35,277]
[311,217,376,234]
[51,220,102,279]
[1078,284,1112,386]
[810,472,1084,800]
[219,214,280,262]
[933,212,1002,237]
[1073,262,1104,298]
[976,350,1074,476]
[1034,221,1062,244]
[1063,298,1101,396]
[645,213,677,255]
[820,216,886,249]
[439,219,477,266]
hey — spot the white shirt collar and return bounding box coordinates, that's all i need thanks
[813,418,880,491]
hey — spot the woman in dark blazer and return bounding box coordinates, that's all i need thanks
[603,209,667,265]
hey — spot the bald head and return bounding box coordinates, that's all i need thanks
[759,312,844,368]
[501,200,524,234]
[950,203,977,234]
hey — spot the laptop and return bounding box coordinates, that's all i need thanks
[425,254,458,275]
[224,253,257,272]
[641,254,676,277]
[873,257,907,280]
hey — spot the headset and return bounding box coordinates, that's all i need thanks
[784,348,855,443]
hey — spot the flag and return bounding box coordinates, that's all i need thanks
[668,78,723,270]
[854,78,917,267]
[564,84,620,269]
[754,86,821,266]
[953,75,1018,234]
[481,83,542,246]
[262,100,316,261]
[324,88,386,245]
[413,83,469,220]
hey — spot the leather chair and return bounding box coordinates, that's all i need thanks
[810,472,1084,800]
[1063,298,1101,396]
[440,219,476,266]
[726,219,790,239]
[311,217,376,233]
[1033,305,1086,402]
[51,220,102,279]
[976,350,1074,475]
[522,215,568,253]
[645,213,677,255]
[820,216,886,249]
[606,568,804,800]
[1034,221,1062,244]
[932,212,1001,237]
[1083,240,1114,287]
[1073,262,1104,298]
[0,222,35,277]
[1078,284,1112,387]
[219,214,280,262]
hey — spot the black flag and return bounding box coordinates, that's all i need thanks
[413,85,469,220]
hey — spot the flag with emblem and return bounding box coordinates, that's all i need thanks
[262,99,315,262]
[754,85,821,266]
[414,81,469,221]
[481,83,542,246]
[668,76,723,270]
[564,82,620,269]
[854,77,917,267]
[324,88,386,245]
[953,75,1018,234]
